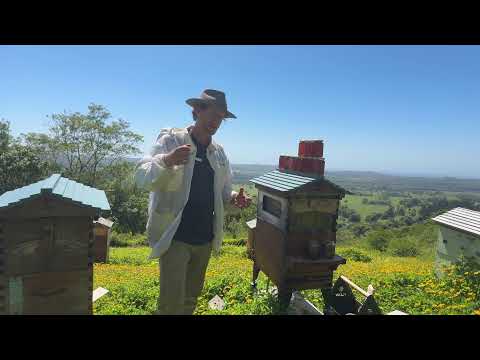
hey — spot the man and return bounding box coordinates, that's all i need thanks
[134,89,252,315]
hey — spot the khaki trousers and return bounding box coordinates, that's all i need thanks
[157,239,213,315]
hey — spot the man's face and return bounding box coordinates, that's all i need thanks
[195,105,226,136]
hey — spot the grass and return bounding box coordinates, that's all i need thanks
[343,194,389,219]
[93,239,480,315]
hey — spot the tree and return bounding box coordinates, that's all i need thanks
[0,120,51,194]
[103,161,149,234]
[22,104,143,187]
[0,119,12,152]
[381,206,395,220]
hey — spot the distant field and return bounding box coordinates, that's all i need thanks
[343,195,390,219]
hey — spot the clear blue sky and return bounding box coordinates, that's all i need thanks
[1,45,479,178]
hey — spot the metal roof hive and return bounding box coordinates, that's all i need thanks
[0,174,111,211]
[432,207,480,237]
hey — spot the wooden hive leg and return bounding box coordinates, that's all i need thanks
[0,222,5,314]
[277,285,293,310]
[251,260,260,291]
[88,218,94,315]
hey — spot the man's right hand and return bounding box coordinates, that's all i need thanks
[163,144,191,167]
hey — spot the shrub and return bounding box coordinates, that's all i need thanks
[338,248,372,263]
[110,231,148,247]
[349,213,361,223]
[367,234,389,252]
[389,237,419,257]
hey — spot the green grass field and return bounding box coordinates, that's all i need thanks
[93,241,480,315]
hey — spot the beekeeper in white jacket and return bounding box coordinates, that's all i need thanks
[134,89,252,315]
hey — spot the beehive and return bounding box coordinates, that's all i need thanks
[93,217,114,263]
[249,140,350,304]
[432,207,480,276]
[0,174,110,315]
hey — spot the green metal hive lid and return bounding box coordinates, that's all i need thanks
[0,173,111,211]
[249,169,349,194]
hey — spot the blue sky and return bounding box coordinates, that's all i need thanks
[1,45,479,178]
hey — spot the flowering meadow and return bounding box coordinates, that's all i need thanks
[93,242,480,315]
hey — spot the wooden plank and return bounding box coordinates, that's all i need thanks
[254,218,287,286]
[92,287,109,302]
[285,230,336,258]
[290,198,338,214]
[287,255,346,274]
[22,270,91,315]
[288,212,334,232]
[339,276,374,298]
[289,291,323,315]
[5,219,46,275]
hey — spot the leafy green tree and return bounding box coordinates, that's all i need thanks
[0,119,12,152]
[22,104,143,187]
[103,161,149,234]
[0,120,51,194]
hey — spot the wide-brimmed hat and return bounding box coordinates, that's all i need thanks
[186,89,237,119]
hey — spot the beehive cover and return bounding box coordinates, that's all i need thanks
[432,207,480,237]
[94,217,114,228]
[250,169,348,194]
[0,174,111,211]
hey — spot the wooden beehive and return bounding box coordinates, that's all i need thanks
[0,174,110,315]
[249,140,350,304]
[93,217,114,263]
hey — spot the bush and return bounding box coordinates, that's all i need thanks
[349,213,361,223]
[110,231,148,247]
[367,234,389,252]
[338,248,372,263]
[389,237,419,257]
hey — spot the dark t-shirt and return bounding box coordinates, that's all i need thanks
[173,133,215,245]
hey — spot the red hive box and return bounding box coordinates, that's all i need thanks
[299,140,323,158]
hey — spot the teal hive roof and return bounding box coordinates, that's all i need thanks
[0,174,111,211]
[250,170,349,194]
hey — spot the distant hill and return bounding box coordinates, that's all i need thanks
[125,158,480,193]
[232,165,480,193]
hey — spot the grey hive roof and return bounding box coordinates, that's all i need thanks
[250,170,348,194]
[432,207,480,237]
[94,217,114,228]
[0,174,111,211]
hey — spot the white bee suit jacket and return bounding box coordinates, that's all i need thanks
[134,127,239,260]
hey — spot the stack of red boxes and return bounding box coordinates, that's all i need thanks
[278,140,325,176]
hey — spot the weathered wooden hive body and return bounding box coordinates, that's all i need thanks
[248,140,349,300]
[0,174,110,315]
[93,217,114,263]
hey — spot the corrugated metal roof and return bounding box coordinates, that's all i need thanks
[250,170,348,194]
[0,174,111,211]
[250,170,318,192]
[432,207,480,237]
